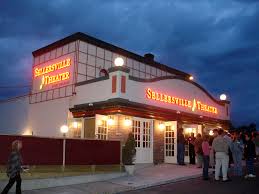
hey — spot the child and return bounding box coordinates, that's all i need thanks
[202,135,210,180]
[244,133,256,178]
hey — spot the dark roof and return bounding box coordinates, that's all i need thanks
[69,98,230,124]
[32,32,190,77]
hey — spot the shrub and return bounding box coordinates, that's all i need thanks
[122,133,136,165]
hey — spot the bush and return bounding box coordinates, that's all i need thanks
[122,133,136,165]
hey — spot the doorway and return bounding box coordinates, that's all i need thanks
[132,117,153,163]
[164,121,177,163]
[182,124,202,163]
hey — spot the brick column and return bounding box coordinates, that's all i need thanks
[153,120,164,164]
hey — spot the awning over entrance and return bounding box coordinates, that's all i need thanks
[69,98,230,127]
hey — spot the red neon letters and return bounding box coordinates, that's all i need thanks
[34,58,71,78]
[34,58,72,90]
[146,88,218,114]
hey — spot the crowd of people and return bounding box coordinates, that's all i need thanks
[177,128,258,181]
[0,129,258,193]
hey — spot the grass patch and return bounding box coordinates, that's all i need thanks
[0,165,122,181]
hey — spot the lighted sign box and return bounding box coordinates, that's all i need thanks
[146,88,218,114]
[32,56,74,93]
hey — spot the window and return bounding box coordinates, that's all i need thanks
[165,126,175,156]
[68,119,82,138]
[132,120,141,147]
[143,121,151,148]
[96,120,108,140]
[99,69,108,77]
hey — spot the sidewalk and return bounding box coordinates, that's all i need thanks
[20,164,205,194]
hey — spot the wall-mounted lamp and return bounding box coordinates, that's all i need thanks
[124,117,132,127]
[158,122,165,131]
[22,129,33,136]
[72,122,78,128]
[209,130,214,136]
[107,116,115,126]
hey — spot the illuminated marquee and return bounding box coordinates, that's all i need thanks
[34,58,71,77]
[146,88,218,114]
[33,58,71,90]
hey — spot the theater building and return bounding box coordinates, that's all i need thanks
[0,32,230,164]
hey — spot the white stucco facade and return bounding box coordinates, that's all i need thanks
[0,96,29,135]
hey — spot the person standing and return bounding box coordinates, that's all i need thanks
[194,133,203,168]
[202,135,210,180]
[209,129,218,169]
[212,129,230,182]
[177,128,185,165]
[232,132,244,177]
[223,131,233,167]
[244,133,256,178]
[252,132,259,161]
[188,133,196,165]
[1,140,23,194]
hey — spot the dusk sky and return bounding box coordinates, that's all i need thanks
[0,0,258,128]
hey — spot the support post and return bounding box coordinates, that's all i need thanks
[62,134,66,172]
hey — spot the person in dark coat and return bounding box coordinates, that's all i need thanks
[194,133,203,168]
[177,128,186,165]
[1,140,23,194]
[188,133,196,164]
[244,133,256,179]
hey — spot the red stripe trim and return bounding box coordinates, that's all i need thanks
[121,76,126,93]
[112,76,117,93]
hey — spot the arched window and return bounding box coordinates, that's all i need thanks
[99,69,108,77]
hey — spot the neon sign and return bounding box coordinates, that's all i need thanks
[34,58,71,78]
[33,58,72,90]
[146,88,218,114]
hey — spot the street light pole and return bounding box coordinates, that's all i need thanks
[62,133,66,170]
[60,125,69,172]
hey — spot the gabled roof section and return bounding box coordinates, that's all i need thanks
[32,32,190,77]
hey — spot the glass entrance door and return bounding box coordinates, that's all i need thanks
[132,117,153,163]
[164,121,177,163]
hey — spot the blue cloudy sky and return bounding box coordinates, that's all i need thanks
[0,0,258,127]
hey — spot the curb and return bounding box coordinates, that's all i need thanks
[0,172,127,192]
[115,172,212,194]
